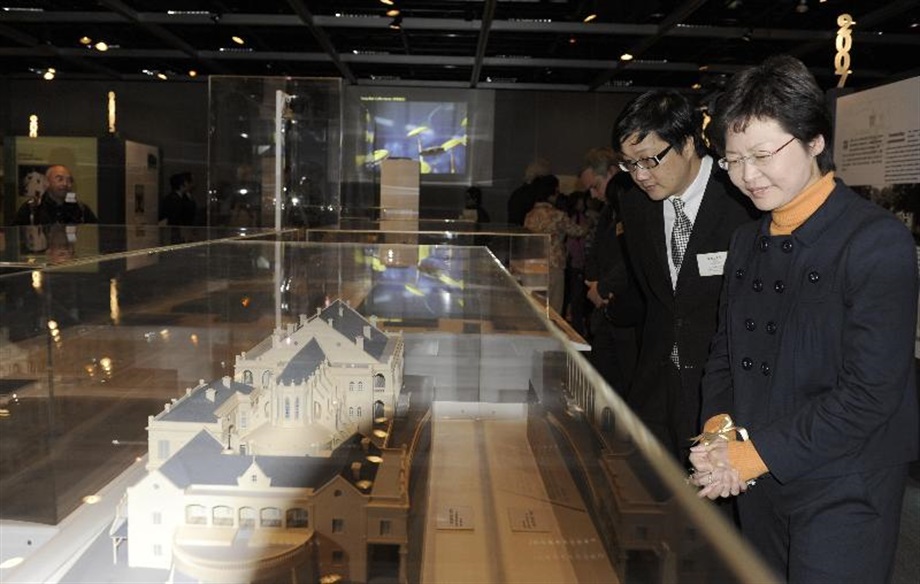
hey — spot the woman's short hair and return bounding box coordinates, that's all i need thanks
[707,55,835,173]
[611,90,707,158]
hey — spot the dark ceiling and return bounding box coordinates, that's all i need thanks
[1,0,918,95]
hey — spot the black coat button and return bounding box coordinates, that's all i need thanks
[761,362,771,376]
[759,237,770,251]
[745,318,756,331]
[781,239,794,253]
[808,271,820,283]
[766,321,778,334]
[735,268,745,279]
[753,279,763,292]
[742,357,753,370]
[774,280,785,293]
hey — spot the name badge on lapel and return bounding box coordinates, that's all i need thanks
[697,251,728,276]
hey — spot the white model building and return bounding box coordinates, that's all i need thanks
[111,300,408,583]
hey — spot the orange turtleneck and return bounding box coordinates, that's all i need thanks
[770,172,836,235]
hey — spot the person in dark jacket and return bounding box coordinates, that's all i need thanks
[12,164,97,226]
[610,90,759,465]
[579,147,637,393]
[507,158,550,225]
[689,55,918,584]
[161,171,197,243]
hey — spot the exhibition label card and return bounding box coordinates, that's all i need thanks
[436,505,474,530]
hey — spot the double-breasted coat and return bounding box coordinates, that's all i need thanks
[701,180,919,481]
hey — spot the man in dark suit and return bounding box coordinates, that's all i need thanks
[580,147,638,395]
[609,90,759,465]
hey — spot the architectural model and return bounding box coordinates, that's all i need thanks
[109,300,408,583]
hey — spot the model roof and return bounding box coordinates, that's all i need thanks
[319,300,389,360]
[158,378,255,423]
[158,430,382,491]
[277,338,326,385]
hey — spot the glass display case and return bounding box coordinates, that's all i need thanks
[0,240,778,584]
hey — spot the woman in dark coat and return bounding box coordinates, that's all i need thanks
[689,55,918,583]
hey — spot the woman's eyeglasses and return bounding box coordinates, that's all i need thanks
[717,137,796,172]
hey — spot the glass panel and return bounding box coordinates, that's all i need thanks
[208,76,343,229]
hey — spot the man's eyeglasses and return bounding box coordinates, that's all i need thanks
[717,137,796,172]
[618,144,673,173]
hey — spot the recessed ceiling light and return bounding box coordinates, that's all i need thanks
[691,83,702,90]
[79,36,92,45]
[620,53,634,61]
[380,0,394,5]
[583,14,597,23]
[188,70,197,77]
[231,35,245,45]
[156,72,167,80]
[386,9,400,17]
[94,41,108,51]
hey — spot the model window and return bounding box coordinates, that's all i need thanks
[358,381,363,391]
[356,406,362,418]
[243,370,253,385]
[349,381,355,392]
[157,440,170,460]
[349,406,354,417]
[375,373,385,390]
[295,397,301,419]
[332,518,344,533]
[284,397,291,419]
[332,550,344,564]
[262,370,271,388]
[239,507,256,528]
[287,508,309,528]
[213,506,234,527]
[185,505,207,525]
[313,401,322,419]
[153,544,162,557]
[380,519,392,536]
[261,507,282,527]
[374,400,385,420]
[152,511,161,525]
[601,407,614,433]
[264,401,270,417]
[240,411,248,429]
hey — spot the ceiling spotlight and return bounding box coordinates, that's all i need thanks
[380,0,394,5]
[42,68,55,80]
[741,29,753,42]
[568,36,577,44]
[79,36,92,45]
[188,70,197,77]
[156,72,167,80]
[94,41,108,51]
[389,15,402,30]
[620,53,634,61]
[795,0,809,14]
[386,9,400,17]
[231,35,245,45]
[691,82,702,90]
[583,14,597,23]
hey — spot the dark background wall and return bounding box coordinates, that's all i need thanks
[1,78,633,225]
